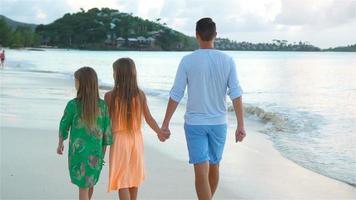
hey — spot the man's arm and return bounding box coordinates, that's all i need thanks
[227,57,246,142]
[142,93,170,141]
[162,58,187,132]
[162,98,179,130]
[232,97,246,142]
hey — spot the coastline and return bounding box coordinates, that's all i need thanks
[4,46,356,53]
[0,68,235,199]
[1,67,355,199]
[144,95,356,199]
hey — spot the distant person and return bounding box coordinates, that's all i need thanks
[57,67,113,200]
[161,18,246,199]
[105,58,169,200]
[0,50,4,68]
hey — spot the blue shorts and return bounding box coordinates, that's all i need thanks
[184,123,227,165]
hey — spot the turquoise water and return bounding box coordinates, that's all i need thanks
[3,48,356,186]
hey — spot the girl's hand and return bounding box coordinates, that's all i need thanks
[157,131,166,142]
[157,128,170,142]
[57,142,64,155]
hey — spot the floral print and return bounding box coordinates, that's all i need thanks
[59,98,112,188]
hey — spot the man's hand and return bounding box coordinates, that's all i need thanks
[235,126,246,143]
[57,141,64,155]
[158,125,171,142]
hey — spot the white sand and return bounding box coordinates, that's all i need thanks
[1,68,355,199]
[0,69,234,199]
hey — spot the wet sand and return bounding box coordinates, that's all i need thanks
[1,68,355,199]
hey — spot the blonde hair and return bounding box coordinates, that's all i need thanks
[74,67,99,129]
[109,58,144,131]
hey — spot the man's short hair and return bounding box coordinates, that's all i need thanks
[196,18,216,41]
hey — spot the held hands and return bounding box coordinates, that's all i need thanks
[57,141,64,155]
[235,126,246,143]
[157,124,171,142]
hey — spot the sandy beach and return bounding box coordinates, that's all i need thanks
[1,68,355,199]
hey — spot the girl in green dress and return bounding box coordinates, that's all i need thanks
[57,67,113,200]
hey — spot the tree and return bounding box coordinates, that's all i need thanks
[34,8,198,50]
[0,19,12,46]
[10,31,24,48]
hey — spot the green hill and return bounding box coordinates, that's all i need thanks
[324,44,356,52]
[0,9,354,51]
[0,15,37,31]
[0,16,39,48]
[35,8,198,50]
[33,8,322,51]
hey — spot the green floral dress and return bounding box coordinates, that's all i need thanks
[59,98,113,188]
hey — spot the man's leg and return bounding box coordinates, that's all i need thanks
[194,161,212,200]
[207,124,227,197]
[184,124,210,199]
[209,163,220,196]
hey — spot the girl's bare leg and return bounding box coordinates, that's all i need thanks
[79,188,89,200]
[119,188,130,200]
[129,187,138,200]
[89,187,94,200]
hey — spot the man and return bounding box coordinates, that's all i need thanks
[161,18,246,200]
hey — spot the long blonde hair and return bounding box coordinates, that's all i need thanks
[74,67,99,129]
[109,58,144,131]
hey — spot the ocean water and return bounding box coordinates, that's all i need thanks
[3,48,356,186]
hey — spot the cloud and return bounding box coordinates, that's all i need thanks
[36,9,47,20]
[158,0,281,34]
[0,0,72,24]
[156,0,356,47]
[274,0,356,28]
[0,0,355,47]
[137,0,165,19]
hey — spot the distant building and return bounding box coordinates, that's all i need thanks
[110,11,120,16]
[137,36,146,43]
[105,33,117,46]
[127,38,138,47]
[112,18,120,23]
[97,12,109,17]
[146,37,155,47]
[116,37,125,48]
[104,34,112,44]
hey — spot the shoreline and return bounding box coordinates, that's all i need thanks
[0,68,236,199]
[3,46,356,53]
[1,67,355,199]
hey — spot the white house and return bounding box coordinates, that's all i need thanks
[116,37,125,47]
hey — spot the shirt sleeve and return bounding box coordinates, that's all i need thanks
[169,58,187,102]
[227,58,243,100]
[59,101,74,140]
[102,102,113,146]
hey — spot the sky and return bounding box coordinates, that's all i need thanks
[1,0,355,48]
